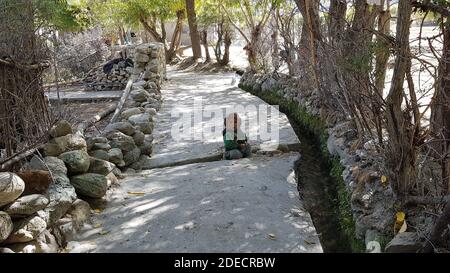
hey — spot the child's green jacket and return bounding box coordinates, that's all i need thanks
[223,129,248,151]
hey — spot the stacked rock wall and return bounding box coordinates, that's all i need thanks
[0,43,166,253]
[83,61,133,91]
[0,120,104,252]
[86,43,165,172]
[83,43,166,92]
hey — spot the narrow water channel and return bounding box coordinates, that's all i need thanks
[290,119,352,253]
[236,74,353,252]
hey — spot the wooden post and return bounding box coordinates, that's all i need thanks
[110,79,133,124]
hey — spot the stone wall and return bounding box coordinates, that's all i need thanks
[239,72,396,250]
[0,43,167,253]
[0,120,102,253]
[83,42,166,92]
[86,43,165,172]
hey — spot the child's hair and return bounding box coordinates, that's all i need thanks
[224,113,241,132]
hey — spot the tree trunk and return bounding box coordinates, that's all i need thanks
[295,0,321,88]
[139,15,164,44]
[185,0,202,59]
[221,29,232,66]
[214,20,224,61]
[385,0,415,195]
[161,18,167,42]
[374,1,391,145]
[422,200,450,252]
[0,0,51,159]
[328,0,347,45]
[246,26,262,71]
[271,20,280,72]
[374,1,391,96]
[431,22,450,194]
[167,10,185,62]
[201,30,211,62]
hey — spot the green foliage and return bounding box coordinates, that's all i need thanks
[197,0,223,28]
[343,42,376,74]
[90,0,185,35]
[331,157,365,253]
[35,0,92,31]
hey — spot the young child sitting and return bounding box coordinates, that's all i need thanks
[223,113,251,160]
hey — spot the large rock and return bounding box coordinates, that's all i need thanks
[145,107,157,116]
[43,143,64,157]
[41,157,77,225]
[107,148,125,167]
[86,137,108,150]
[104,121,135,136]
[16,170,52,195]
[58,150,90,175]
[27,155,46,170]
[43,156,67,175]
[130,155,151,170]
[128,113,153,134]
[139,143,153,156]
[130,89,151,103]
[42,157,74,224]
[128,113,151,125]
[136,45,151,54]
[53,134,87,151]
[123,147,141,167]
[4,215,47,243]
[70,173,108,198]
[0,211,13,243]
[88,157,115,176]
[44,177,76,225]
[132,131,145,146]
[91,143,111,151]
[106,172,119,187]
[135,53,150,63]
[0,247,14,253]
[89,149,110,161]
[385,232,421,253]
[4,194,49,217]
[106,131,137,152]
[68,199,91,229]
[88,137,108,144]
[45,134,87,156]
[139,135,154,155]
[53,218,77,246]
[120,107,144,120]
[0,172,25,207]
[49,120,73,138]
[8,230,58,253]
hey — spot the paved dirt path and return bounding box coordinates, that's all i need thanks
[69,69,322,253]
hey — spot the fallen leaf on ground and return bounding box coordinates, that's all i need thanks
[127,191,145,196]
[394,211,407,234]
[268,233,277,240]
[381,175,388,186]
[396,211,406,223]
[399,220,407,233]
[92,209,103,214]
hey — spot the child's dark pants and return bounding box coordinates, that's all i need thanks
[225,144,252,160]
